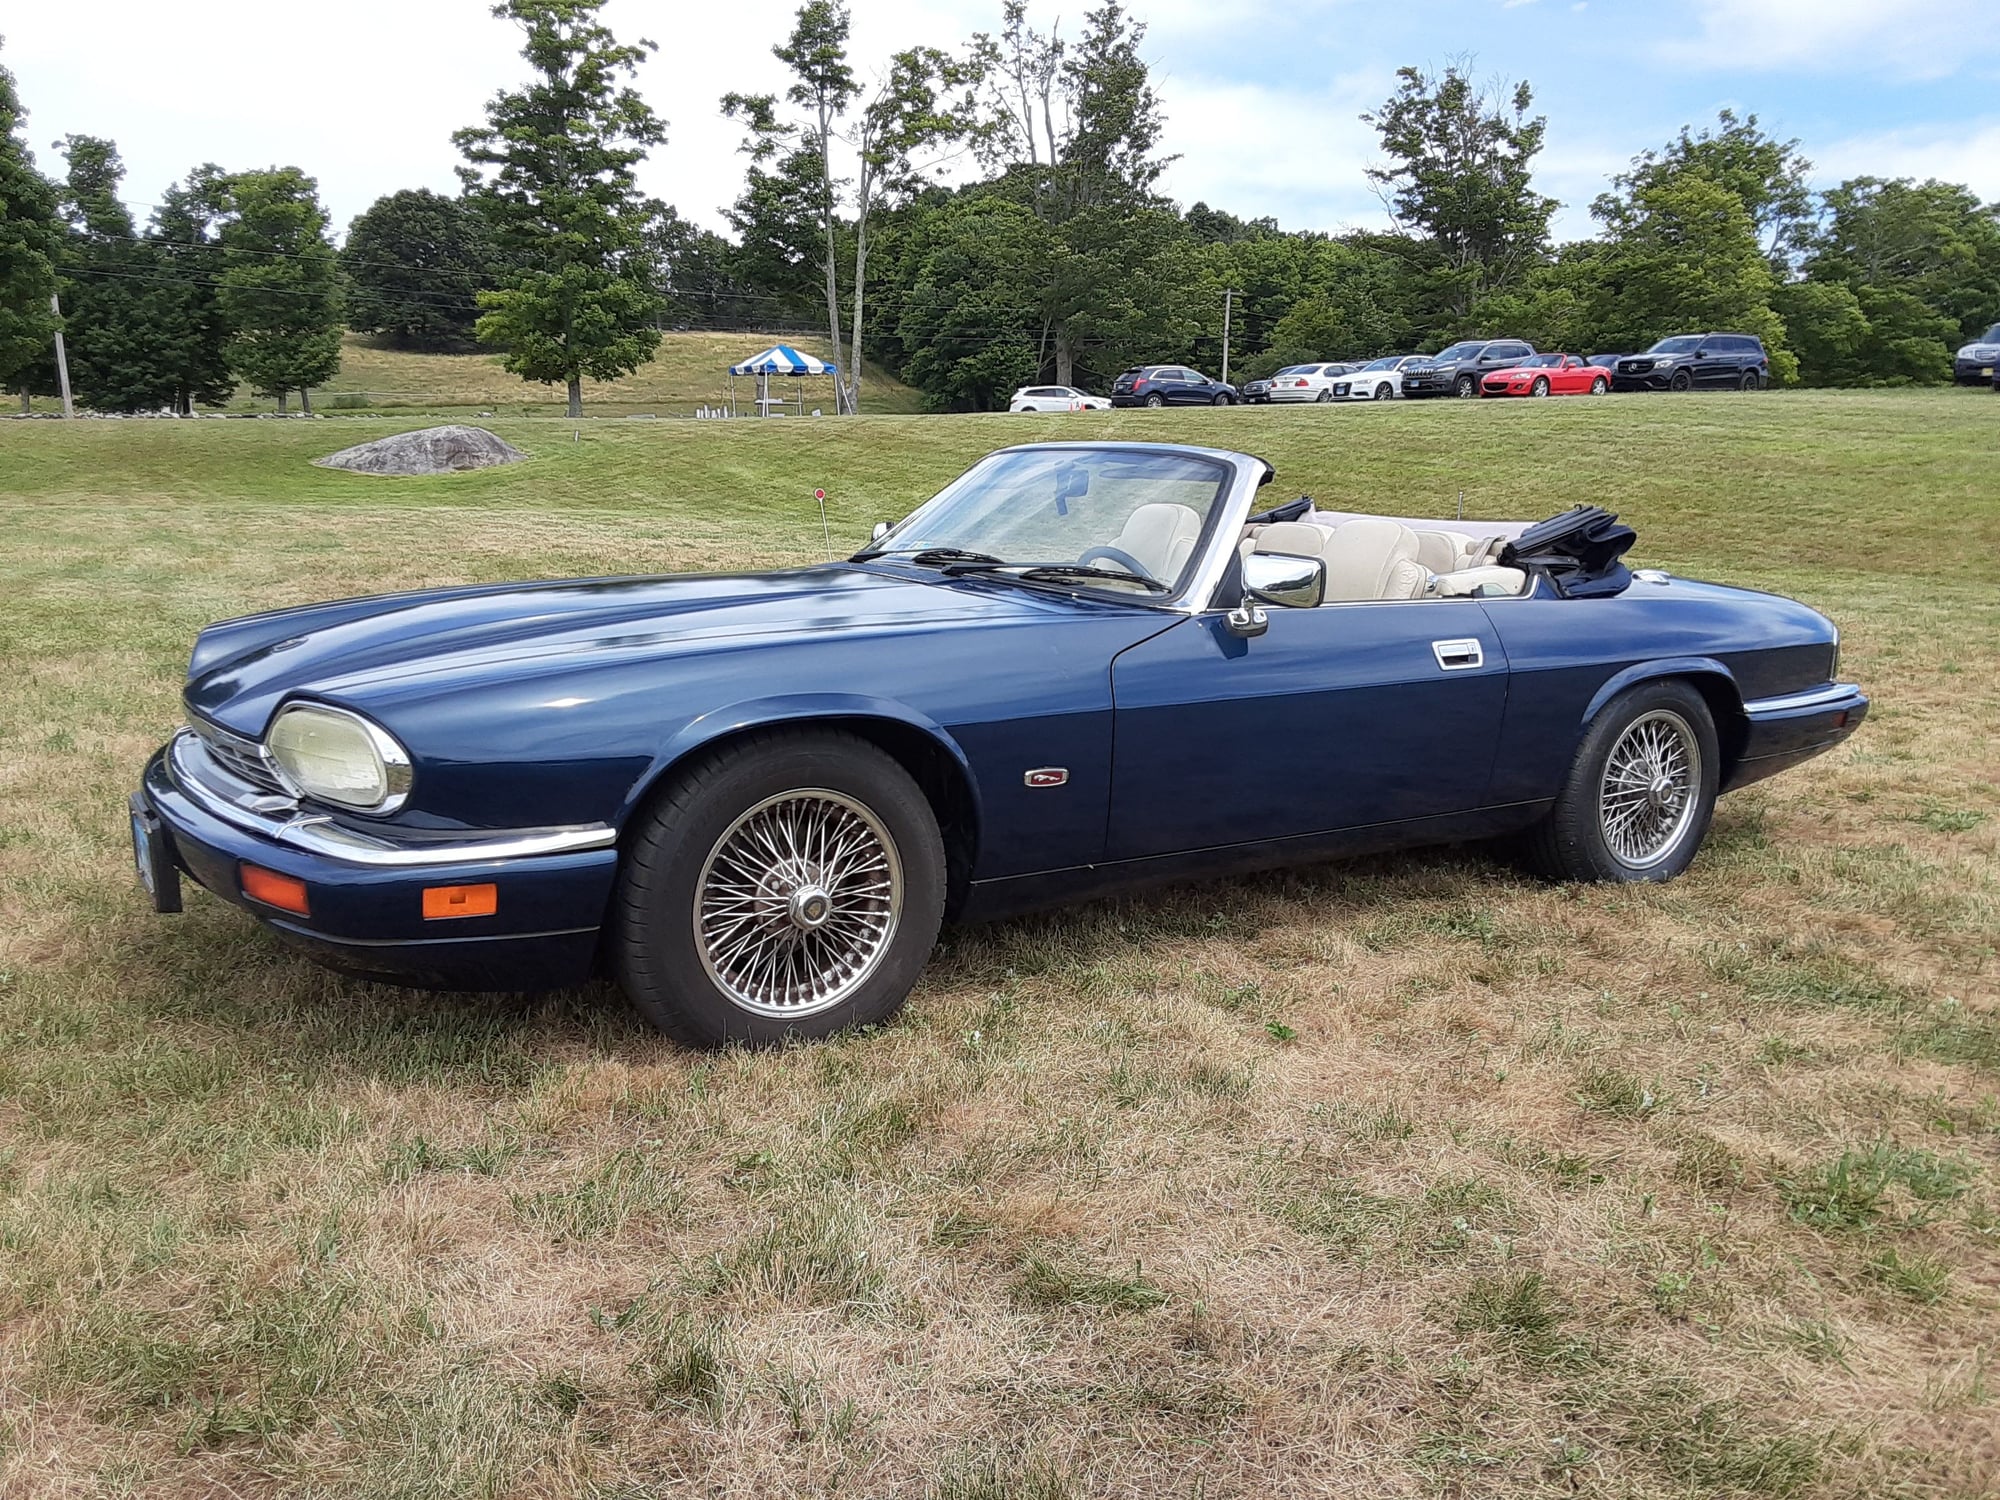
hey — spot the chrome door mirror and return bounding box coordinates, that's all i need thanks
[1242,551,1326,609]
[871,521,892,542]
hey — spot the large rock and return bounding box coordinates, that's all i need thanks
[316,425,526,475]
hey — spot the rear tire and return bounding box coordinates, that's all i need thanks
[613,729,946,1047]
[1518,680,1720,885]
[1739,371,1761,391]
[1591,376,1608,394]
[1144,393,1164,408]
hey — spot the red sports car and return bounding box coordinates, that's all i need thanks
[1480,354,1610,398]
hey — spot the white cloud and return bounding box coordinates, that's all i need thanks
[1662,0,2000,79]
[1813,119,2000,199]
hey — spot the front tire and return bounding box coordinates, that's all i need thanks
[1519,680,1720,884]
[1373,383,1395,400]
[1212,392,1233,406]
[613,729,946,1047]
[1669,370,1693,393]
[1316,389,1334,403]
[1530,377,1550,397]
[1455,374,1478,399]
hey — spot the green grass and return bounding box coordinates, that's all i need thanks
[2,388,1998,1496]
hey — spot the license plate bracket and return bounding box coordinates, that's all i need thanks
[130,793,182,914]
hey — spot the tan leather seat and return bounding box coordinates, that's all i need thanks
[1432,564,1528,598]
[1109,503,1205,581]
[1322,518,1429,600]
[1248,521,1329,560]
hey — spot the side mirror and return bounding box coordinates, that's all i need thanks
[1244,550,1326,609]
[871,521,892,542]
[1228,551,1325,638]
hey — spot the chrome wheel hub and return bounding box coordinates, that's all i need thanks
[694,790,902,1017]
[1598,709,1701,869]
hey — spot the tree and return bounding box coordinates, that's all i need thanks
[640,202,757,328]
[342,188,495,348]
[1583,173,1791,377]
[148,166,236,414]
[962,1,1183,386]
[456,0,666,418]
[48,135,193,412]
[1602,109,1814,266]
[0,37,60,403]
[1805,177,2000,342]
[1362,65,1558,322]
[215,167,343,412]
[724,2,971,413]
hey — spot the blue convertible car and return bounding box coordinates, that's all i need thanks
[133,442,1866,1045]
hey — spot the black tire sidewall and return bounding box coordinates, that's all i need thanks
[615,732,946,1046]
[1671,371,1693,392]
[1535,680,1721,884]
[1531,378,1549,397]
[1456,375,1476,398]
[1145,394,1164,407]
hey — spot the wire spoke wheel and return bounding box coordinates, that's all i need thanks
[1597,709,1702,869]
[694,789,903,1018]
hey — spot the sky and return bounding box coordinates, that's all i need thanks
[6,0,2000,248]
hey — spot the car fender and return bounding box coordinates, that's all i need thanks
[624,691,984,830]
[1579,656,1743,729]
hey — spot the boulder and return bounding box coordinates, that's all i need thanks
[315,425,526,475]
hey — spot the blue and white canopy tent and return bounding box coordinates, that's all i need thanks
[728,343,840,416]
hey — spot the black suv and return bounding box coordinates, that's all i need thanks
[1109,365,1239,407]
[1613,334,1769,392]
[1399,339,1537,399]
[1954,323,2000,385]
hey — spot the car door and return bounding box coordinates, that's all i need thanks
[1105,600,1510,859]
[1485,342,1531,379]
[1556,356,1590,394]
[1693,338,1729,388]
[1174,369,1211,405]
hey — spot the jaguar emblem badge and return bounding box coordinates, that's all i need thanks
[1024,767,1069,788]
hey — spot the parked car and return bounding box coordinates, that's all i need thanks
[1239,376,1275,404]
[1332,355,1422,401]
[133,441,1867,1046]
[1009,385,1108,412]
[1399,339,1538,398]
[1266,363,1358,403]
[1613,334,1769,392]
[1481,353,1611,398]
[1109,366,1239,407]
[1954,323,2000,385]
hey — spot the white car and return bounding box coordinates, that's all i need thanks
[1263,363,1358,403]
[1008,385,1109,412]
[1330,355,1423,401]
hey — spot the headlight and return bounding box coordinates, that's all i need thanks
[265,703,412,814]
[1651,356,1677,366]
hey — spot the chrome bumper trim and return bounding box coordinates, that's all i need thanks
[163,729,617,868]
[1742,682,1864,717]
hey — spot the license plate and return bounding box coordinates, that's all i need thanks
[131,809,156,896]
[1982,367,1994,377]
[129,794,182,913]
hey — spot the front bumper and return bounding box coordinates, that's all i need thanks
[1398,374,1462,397]
[1725,683,1870,792]
[1955,357,1997,384]
[137,732,620,990]
[1611,369,1676,391]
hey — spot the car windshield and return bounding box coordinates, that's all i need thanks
[1276,365,1315,376]
[1434,342,1485,361]
[1981,324,2000,343]
[1649,336,1704,354]
[860,447,1231,594]
[1361,356,1401,370]
[1519,354,1563,367]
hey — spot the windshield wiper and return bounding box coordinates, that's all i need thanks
[851,545,1003,565]
[939,560,1170,595]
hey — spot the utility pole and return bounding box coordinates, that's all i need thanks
[1220,289,1235,385]
[50,292,74,418]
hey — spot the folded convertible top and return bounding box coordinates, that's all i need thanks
[1500,506,1637,598]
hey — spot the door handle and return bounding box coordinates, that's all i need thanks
[1432,638,1484,671]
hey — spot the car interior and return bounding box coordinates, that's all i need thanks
[1101,502,1527,601]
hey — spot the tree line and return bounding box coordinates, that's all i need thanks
[3,1,1997,417]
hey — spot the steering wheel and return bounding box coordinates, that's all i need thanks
[1075,544,1156,581]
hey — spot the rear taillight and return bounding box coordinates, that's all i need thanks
[1132,378,1147,389]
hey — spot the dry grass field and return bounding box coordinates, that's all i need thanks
[1,392,1996,1498]
[314,331,926,417]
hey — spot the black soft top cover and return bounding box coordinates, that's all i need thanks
[1500,506,1637,598]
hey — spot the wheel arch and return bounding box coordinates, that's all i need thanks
[1581,658,1748,781]
[623,696,983,916]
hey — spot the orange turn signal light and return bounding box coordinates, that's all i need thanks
[423,883,497,920]
[240,863,310,916]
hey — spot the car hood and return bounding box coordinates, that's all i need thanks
[184,566,1059,736]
